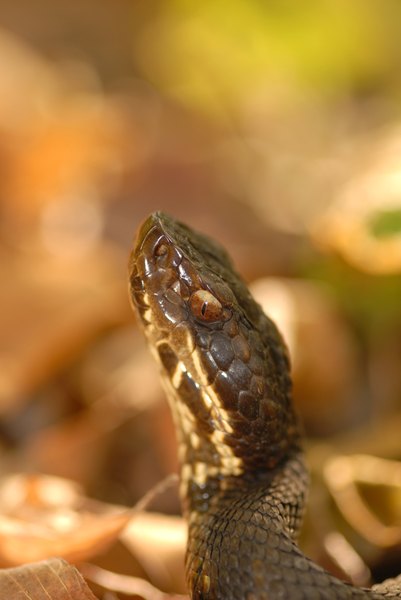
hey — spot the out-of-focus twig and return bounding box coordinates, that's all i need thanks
[133,474,179,514]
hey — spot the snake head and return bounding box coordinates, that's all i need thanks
[129,212,300,483]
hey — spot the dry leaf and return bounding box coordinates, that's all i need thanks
[324,454,401,548]
[122,511,186,593]
[0,557,97,600]
[0,474,132,566]
[313,126,401,274]
[82,563,188,600]
[0,247,128,414]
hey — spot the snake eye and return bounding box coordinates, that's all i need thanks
[190,290,223,322]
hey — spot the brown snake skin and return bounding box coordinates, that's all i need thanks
[129,212,401,599]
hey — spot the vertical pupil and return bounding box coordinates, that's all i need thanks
[189,290,223,321]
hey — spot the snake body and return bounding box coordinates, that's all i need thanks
[129,212,401,599]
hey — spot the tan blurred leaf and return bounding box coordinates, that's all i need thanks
[314,125,401,274]
[0,557,97,600]
[82,563,188,600]
[122,511,186,594]
[0,248,128,413]
[0,474,132,567]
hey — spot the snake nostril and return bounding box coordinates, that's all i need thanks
[155,242,169,257]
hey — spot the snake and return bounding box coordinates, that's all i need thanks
[128,212,401,599]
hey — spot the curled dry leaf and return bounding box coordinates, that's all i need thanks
[324,454,401,548]
[0,557,97,600]
[0,473,133,566]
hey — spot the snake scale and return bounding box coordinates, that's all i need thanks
[129,212,401,599]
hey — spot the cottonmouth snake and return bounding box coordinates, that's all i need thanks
[129,212,401,599]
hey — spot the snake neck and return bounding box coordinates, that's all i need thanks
[182,449,308,527]
[185,452,310,599]
[180,448,397,600]
[184,453,395,600]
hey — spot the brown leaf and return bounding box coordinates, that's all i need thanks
[324,454,401,548]
[0,474,133,566]
[0,557,97,599]
[122,511,186,594]
[0,246,128,415]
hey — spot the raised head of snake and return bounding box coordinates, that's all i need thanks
[129,212,401,599]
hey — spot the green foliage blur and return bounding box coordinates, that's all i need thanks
[136,0,401,115]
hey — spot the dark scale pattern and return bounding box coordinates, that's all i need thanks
[129,213,401,599]
[185,455,390,600]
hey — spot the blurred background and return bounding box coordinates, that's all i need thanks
[0,1,401,597]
